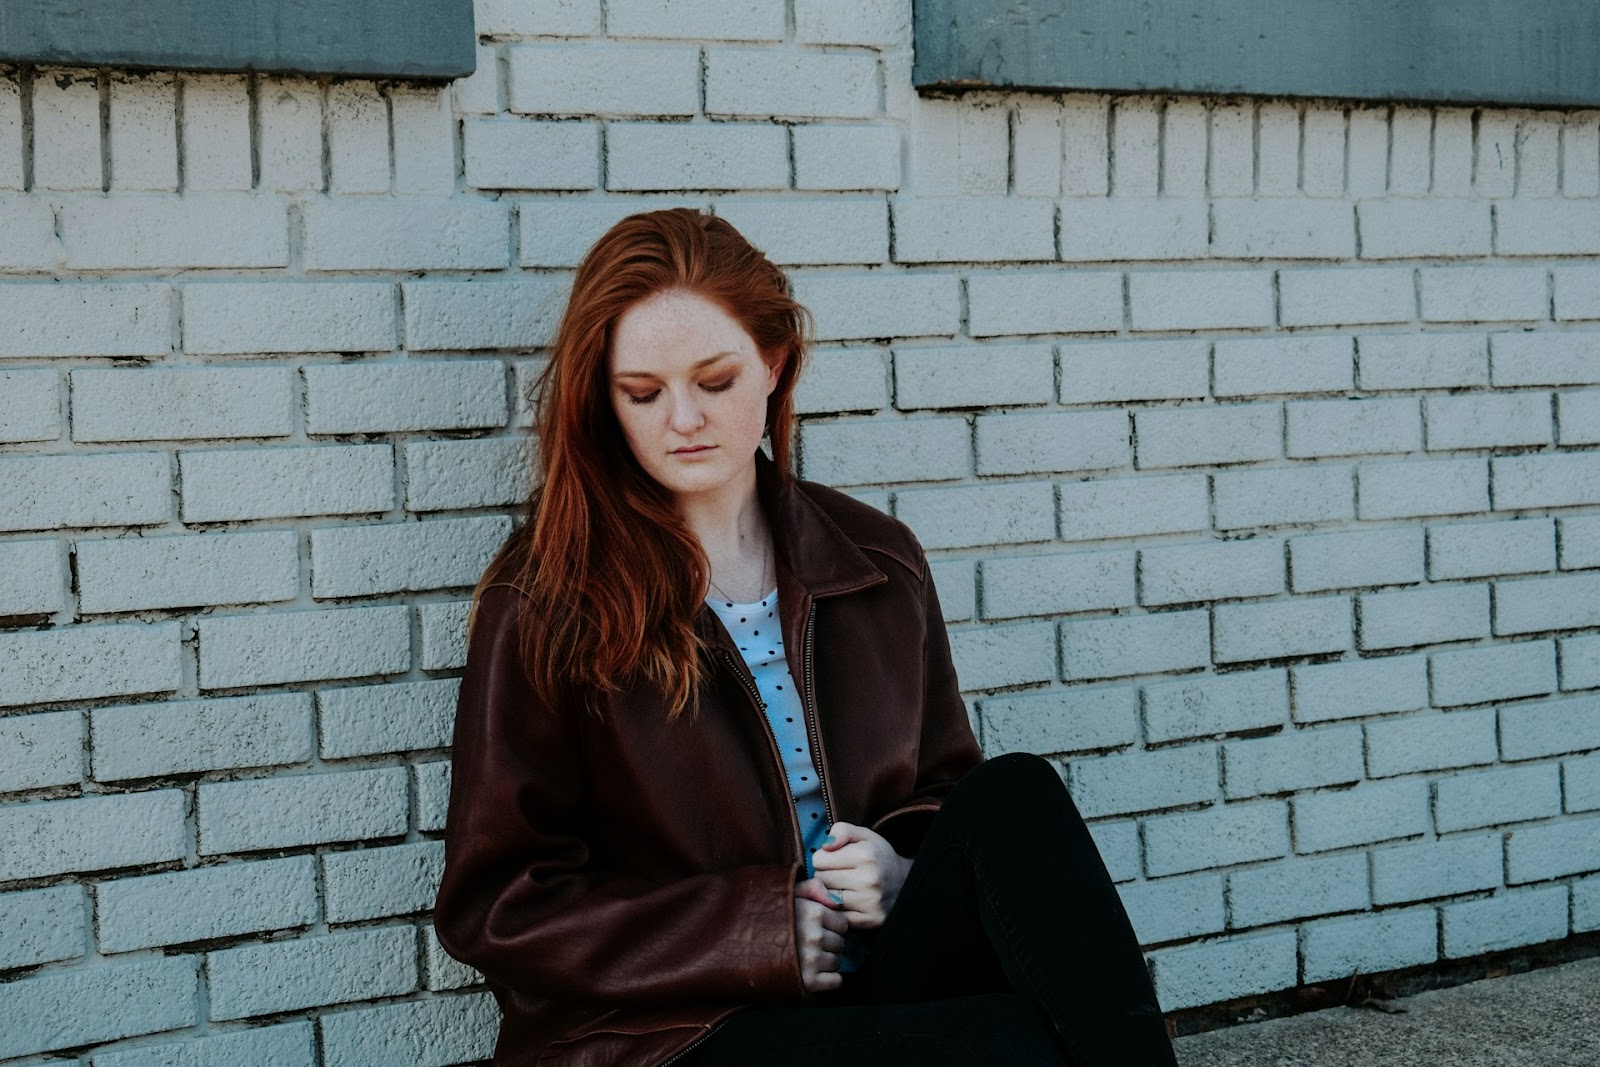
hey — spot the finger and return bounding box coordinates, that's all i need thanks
[819,929,847,954]
[794,878,833,906]
[811,841,869,872]
[820,907,850,936]
[820,821,858,850]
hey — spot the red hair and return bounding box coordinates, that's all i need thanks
[475,208,813,720]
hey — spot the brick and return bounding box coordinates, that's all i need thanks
[1215,596,1352,664]
[1559,391,1600,445]
[324,81,388,193]
[793,271,961,341]
[1061,610,1210,681]
[209,925,417,1021]
[0,885,85,970]
[1208,103,1254,196]
[62,194,288,269]
[461,119,599,190]
[476,0,602,35]
[1213,464,1355,530]
[1358,584,1490,651]
[78,530,298,614]
[1058,473,1208,543]
[1295,653,1430,722]
[406,438,531,512]
[1568,757,1600,812]
[182,74,251,190]
[1086,819,1140,883]
[1366,707,1499,778]
[977,410,1128,477]
[420,600,472,671]
[1109,96,1159,196]
[1119,872,1224,944]
[1432,109,1475,196]
[1052,95,1106,197]
[1357,200,1492,258]
[1129,270,1274,331]
[1425,392,1552,451]
[0,622,181,709]
[1357,333,1487,390]
[893,481,1054,549]
[1357,457,1488,520]
[1420,267,1548,323]
[1007,99,1066,195]
[305,360,507,434]
[800,417,970,485]
[1214,336,1355,397]
[0,956,197,1060]
[257,77,323,192]
[423,922,483,991]
[0,452,172,533]
[181,444,394,522]
[1554,266,1600,320]
[518,194,710,266]
[1428,518,1555,580]
[319,992,500,1066]
[1436,763,1562,833]
[72,366,292,442]
[1500,693,1600,761]
[1068,745,1218,818]
[1346,108,1387,197]
[1135,403,1281,469]
[1255,101,1300,194]
[453,42,499,115]
[1564,635,1600,691]
[1489,331,1600,387]
[892,197,1054,264]
[416,759,452,831]
[1149,930,1297,1011]
[1292,778,1430,852]
[1441,886,1569,958]
[1058,198,1208,261]
[0,78,18,189]
[31,70,101,191]
[324,840,445,922]
[1388,107,1432,195]
[892,342,1052,410]
[930,559,975,621]
[979,685,1137,756]
[712,196,889,266]
[1580,874,1600,933]
[1140,539,1284,607]
[1278,267,1414,327]
[92,693,312,781]
[1287,397,1422,458]
[1301,107,1347,197]
[794,0,904,45]
[1507,813,1600,883]
[607,0,782,39]
[1431,640,1557,708]
[390,87,456,196]
[1211,199,1355,260]
[0,710,80,793]
[200,766,408,854]
[0,283,170,358]
[792,125,901,191]
[1497,199,1600,255]
[1227,853,1369,929]
[981,549,1133,621]
[0,368,60,442]
[304,199,509,270]
[1145,801,1290,877]
[1061,339,1209,404]
[0,195,60,269]
[607,122,787,191]
[1302,907,1438,983]
[1223,725,1364,798]
[184,282,396,355]
[1290,527,1425,593]
[107,75,178,191]
[98,856,317,952]
[1372,834,1502,905]
[967,270,1123,337]
[310,516,511,598]
[1143,670,1288,744]
[706,48,876,119]
[795,346,888,414]
[319,679,460,758]
[91,1023,315,1067]
[1493,453,1600,510]
[0,789,185,880]
[1496,573,1600,635]
[946,621,1055,691]
[0,539,67,617]
[1563,514,1600,568]
[199,605,410,690]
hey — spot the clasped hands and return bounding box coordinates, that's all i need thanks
[792,821,912,994]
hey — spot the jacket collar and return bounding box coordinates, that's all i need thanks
[752,447,886,599]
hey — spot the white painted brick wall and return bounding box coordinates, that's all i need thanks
[4,6,1599,1056]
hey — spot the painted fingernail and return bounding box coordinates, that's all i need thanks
[822,835,835,846]
[829,892,843,905]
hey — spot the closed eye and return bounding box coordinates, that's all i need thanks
[702,376,738,393]
[624,390,659,405]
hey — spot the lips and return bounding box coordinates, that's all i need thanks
[672,445,714,454]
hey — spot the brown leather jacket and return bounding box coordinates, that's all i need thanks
[434,451,986,1066]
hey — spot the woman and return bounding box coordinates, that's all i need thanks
[433,208,1177,1066]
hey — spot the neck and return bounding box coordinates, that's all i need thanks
[675,461,770,593]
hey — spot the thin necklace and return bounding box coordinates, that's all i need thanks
[707,536,771,605]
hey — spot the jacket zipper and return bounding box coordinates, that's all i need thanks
[720,649,807,866]
[657,1009,740,1066]
[800,600,834,830]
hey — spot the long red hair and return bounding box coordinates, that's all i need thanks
[475,207,813,720]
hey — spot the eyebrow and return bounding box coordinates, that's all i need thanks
[612,351,739,382]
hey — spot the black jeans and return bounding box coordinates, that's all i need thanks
[683,752,1178,1066]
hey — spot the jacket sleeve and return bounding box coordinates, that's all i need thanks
[868,541,986,858]
[433,583,808,1006]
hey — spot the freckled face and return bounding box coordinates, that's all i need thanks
[608,288,781,504]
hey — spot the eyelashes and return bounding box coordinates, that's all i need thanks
[623,376,738,405]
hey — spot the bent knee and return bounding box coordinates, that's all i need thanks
[949,751,1068,810]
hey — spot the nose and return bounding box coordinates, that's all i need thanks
[667,387,706,436]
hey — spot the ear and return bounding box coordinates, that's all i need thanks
[762,349,784,395]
